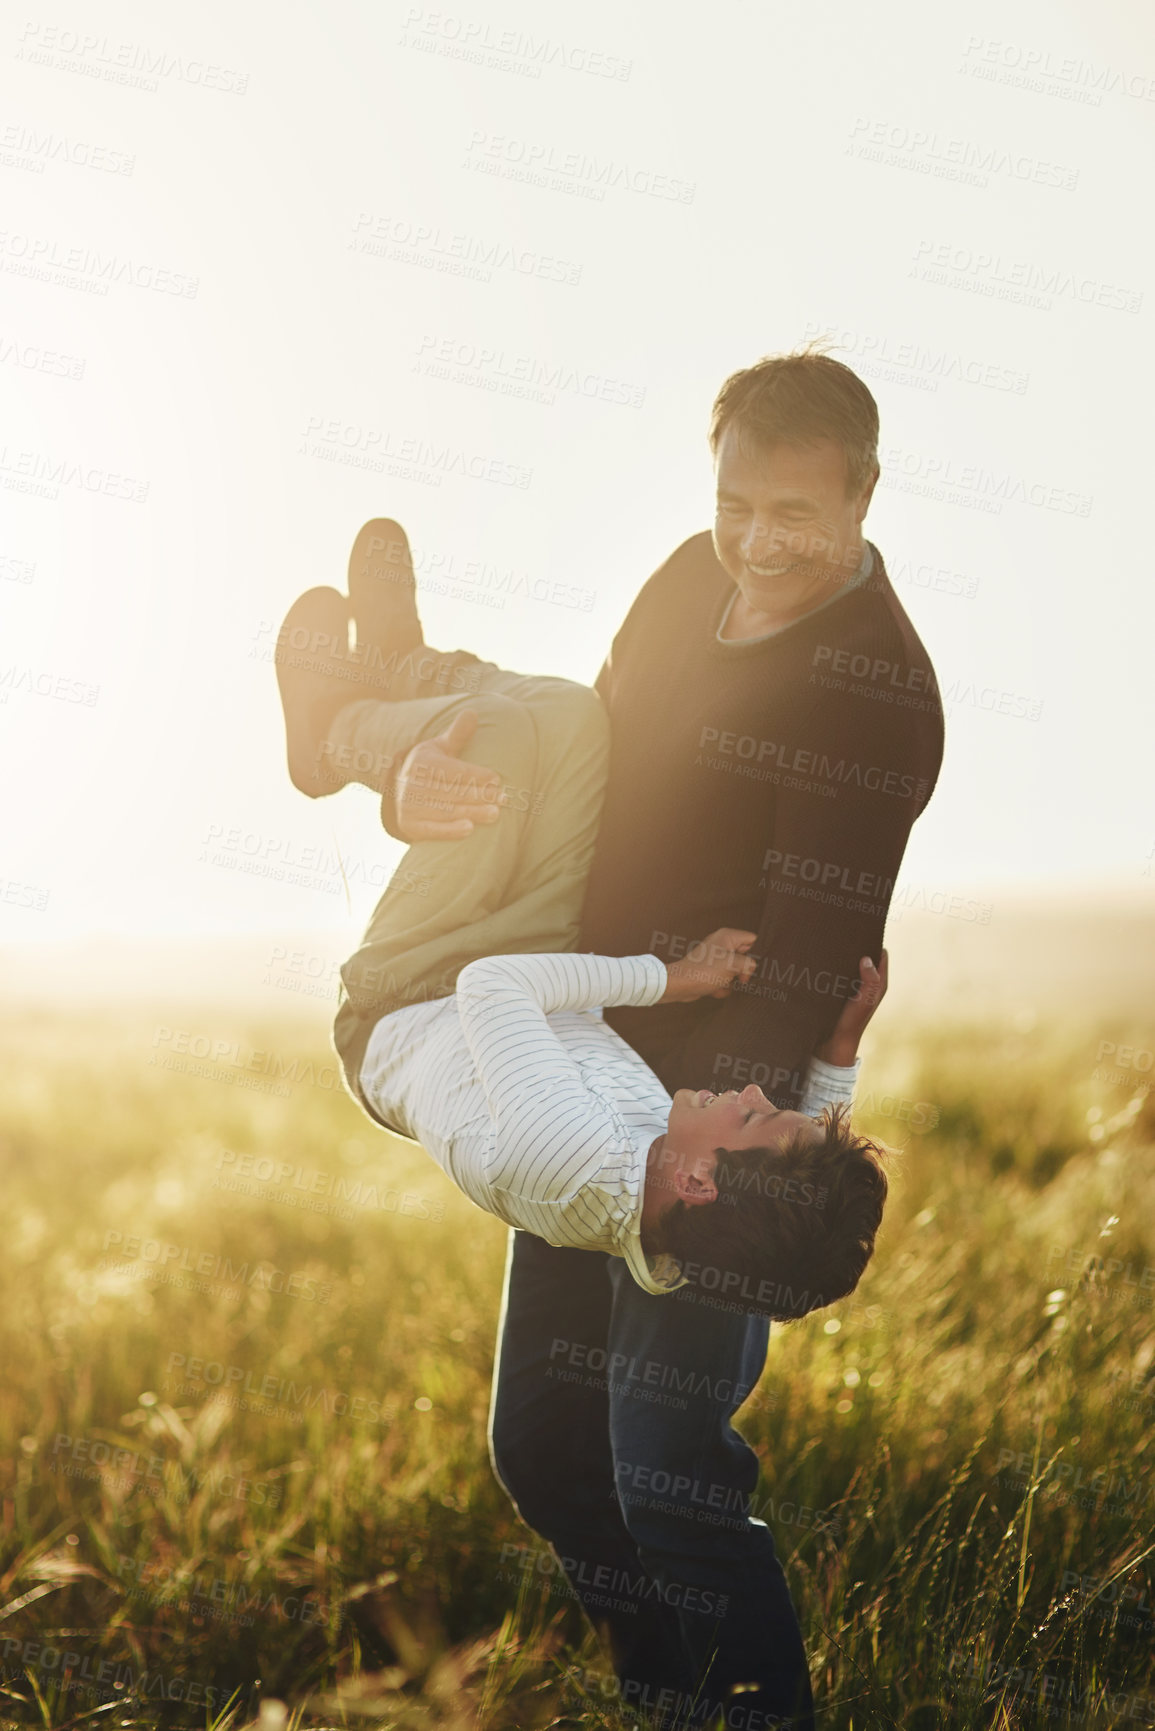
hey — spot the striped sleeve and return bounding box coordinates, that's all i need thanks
[799,1054,859,1119]
[453,952,667,1205]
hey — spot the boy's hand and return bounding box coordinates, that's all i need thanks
[394,710,503,843]
[814,951,888,1067]
[658,929,759,1004]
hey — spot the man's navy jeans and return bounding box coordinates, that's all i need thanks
[488,1229,816,1730]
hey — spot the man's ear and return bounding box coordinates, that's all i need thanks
[856,465,880,523]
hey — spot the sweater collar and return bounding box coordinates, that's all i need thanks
[712,540,878,650]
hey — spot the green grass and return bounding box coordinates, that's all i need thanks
[0,1005,1153,1730]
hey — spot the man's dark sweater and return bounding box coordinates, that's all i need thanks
[579,533,944,1105]
[333,531,944,1117]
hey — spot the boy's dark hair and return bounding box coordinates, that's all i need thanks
[709,344,881,498]
[652,1105,888,1322]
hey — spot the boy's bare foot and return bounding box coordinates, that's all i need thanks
[274,586,364,797]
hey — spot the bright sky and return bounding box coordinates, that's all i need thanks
[3,0,1153,952]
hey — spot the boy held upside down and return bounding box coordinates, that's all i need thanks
[274,518,889,1320]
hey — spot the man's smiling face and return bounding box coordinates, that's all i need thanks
[712,425,875,626]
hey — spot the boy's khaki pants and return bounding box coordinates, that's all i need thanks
[328,659,611,1117]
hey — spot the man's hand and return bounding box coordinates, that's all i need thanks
[814,951,889,1067]
[394,710,503,843]
[658,928,759,1004]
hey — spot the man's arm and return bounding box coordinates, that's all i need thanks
[795,951,888,1117]
[667,699,937,1105]
[798,1054,859,1119]
[377,709,506,842]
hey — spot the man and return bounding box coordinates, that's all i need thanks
[277,348,943,1728]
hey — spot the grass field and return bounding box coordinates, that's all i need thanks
[0,980,1153,1730]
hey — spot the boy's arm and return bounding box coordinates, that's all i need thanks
[453,952,667,1204]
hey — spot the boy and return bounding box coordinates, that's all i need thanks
[274,520,888,1317]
